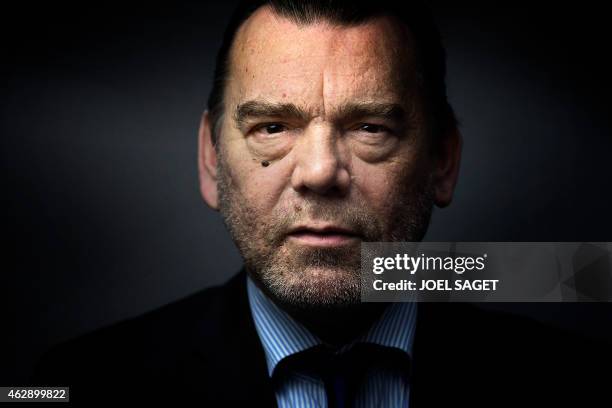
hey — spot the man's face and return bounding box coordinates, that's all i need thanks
[209,7,440,310]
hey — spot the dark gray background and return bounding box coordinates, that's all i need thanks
[2,0,611,384]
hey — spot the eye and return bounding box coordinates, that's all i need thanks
[358,124,388,133]
[354,123,393,135]
[259,123,287,134]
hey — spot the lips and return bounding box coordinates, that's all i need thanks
[286,224,361,247]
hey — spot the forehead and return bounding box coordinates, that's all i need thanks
[227,6,418,112]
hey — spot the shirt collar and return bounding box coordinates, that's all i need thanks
[246,274,417,377]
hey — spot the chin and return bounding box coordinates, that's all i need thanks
[262,264,361,309]
[300,264,355,279]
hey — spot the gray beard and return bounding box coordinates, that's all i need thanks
[215,149,435,312]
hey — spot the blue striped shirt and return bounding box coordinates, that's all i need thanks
[247,276,417,408]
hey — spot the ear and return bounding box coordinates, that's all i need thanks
[432,125,463,208]
[198,111,219,210]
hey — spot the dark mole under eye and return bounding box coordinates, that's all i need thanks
[261,160,270,167]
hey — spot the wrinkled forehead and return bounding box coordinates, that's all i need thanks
[226,6,419,113]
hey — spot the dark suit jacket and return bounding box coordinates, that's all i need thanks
[32,270,611,406]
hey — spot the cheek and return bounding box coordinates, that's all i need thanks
[352,154,422,209]
[224,142,290,213]
[355,169,395,210]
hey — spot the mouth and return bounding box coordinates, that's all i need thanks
[286,224,361,247]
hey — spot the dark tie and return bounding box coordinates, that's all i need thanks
[320,349,359,408]
[277,343,411,408]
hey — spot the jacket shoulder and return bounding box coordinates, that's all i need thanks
[31,272,254,397]
[412,303,612,406]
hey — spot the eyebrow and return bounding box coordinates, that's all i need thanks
[334,101,407,124]
[233,100,408,129]
[234,101,308,129]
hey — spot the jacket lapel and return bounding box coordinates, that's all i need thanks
[187,270,278,406]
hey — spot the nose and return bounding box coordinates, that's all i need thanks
[290,122,351,196]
